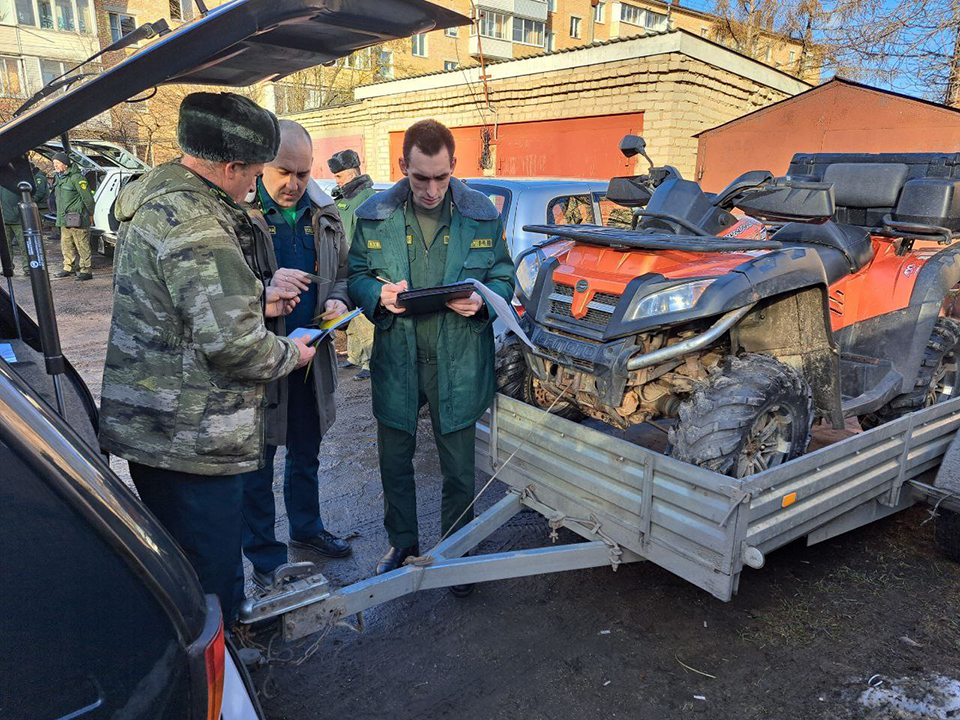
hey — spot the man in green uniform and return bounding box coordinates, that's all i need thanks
[347,120,514,595]
[51,152,96,281]
[1,163,48,275]
[329,149,377,380]
[99,92,316,625]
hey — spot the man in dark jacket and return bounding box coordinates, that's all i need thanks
[347,120,514,594]
[52,152,96,281]
[329,149,376,380]
[239,120,353,592]
[1,163,48,275]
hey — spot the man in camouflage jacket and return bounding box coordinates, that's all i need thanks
[98,92,315,624]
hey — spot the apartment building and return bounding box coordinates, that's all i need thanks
[0,0,101,118]
[395,0,815,82]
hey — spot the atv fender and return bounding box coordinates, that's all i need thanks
[731,284,844,428]
[903,243,960,389]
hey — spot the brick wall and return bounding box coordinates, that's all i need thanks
[288,50,791,182]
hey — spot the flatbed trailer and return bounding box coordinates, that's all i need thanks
[241,393,960,640]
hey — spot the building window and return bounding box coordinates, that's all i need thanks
[620,4,667,30]
[75,0,89,33]
[789,50,796,62]
[445,26,458,37]
[700,27,708,37]
[54,0,74,31]
[594,2,605,23]
[377,49,393,78]
[546,31,556,51]
[546,0,556,10]
[169,0,182,20]
[0,57,23,97]
[36,0,52,28]
[569,15,581,38]
[474,10,508,40]
[15,0,35,26]
[513,17,544,46]
[444,60,458,71]
[411,32,427,57]
[342,47,371,69]
[109,12,136,42]
[765,46,771,61]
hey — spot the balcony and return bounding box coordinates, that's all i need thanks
[475,0,547,21]
[469,34,514,61]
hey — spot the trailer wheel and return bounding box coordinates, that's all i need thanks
[495,334,584,421]
[935,508,960,562]
[860,317,960,430]
[670,353,813,478]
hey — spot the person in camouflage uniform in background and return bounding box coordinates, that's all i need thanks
[329,149,376,380]
[98,92,316,625]
[0,162,47,275]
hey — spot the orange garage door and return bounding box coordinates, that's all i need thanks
[389,113,642,181]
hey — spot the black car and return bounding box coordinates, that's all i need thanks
[0,0,466,716]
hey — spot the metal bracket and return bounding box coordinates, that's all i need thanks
[882,412,918,507]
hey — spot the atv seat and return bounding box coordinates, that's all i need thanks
[773,222,874,283]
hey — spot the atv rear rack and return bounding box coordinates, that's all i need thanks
[523,224,782,252]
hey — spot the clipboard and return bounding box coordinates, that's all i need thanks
[397,282,475,315]
[289,307,364,346]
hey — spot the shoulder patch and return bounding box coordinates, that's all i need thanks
[406,234,414,245]
[470,238,493,249]
[268,225,277,234]
[304,225,314,235]
[78,181,88,190]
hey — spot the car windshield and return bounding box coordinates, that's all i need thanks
[80,144,145,170]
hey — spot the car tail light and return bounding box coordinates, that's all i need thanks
[188,595,227,720]
[204,619,225,720]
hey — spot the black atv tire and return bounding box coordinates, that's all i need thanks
[669,353,813,478]
[935,508,960,562]
[495,335,584,422]
[860,317,960,430]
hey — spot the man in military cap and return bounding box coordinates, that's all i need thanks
[347,120,514,595]
[329,148,376,380]
[239,120,353,593]
[51,151,95,281]
[99,91,316,625]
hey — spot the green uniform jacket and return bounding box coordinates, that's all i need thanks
[249,180,352,447]
[1,169,49,224]
[333,173,375,244]
[54,165,95,228]
[99,162,299,475]
[347,177,514,435]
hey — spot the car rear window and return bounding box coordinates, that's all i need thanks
[594,192,634,228]
[466,183,512,220]
[547,194,594,225]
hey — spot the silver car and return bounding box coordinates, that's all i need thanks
[463,178,612,260]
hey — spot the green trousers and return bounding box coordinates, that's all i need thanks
[4,223,25,273]
[377,361,477,549]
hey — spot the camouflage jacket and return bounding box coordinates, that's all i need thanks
[99,162,299,475]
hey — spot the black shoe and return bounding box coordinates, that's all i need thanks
[339,359,358,369]
[449,583,475,598]
[376,544,420,575]
[75,272,93,281]
[353,369,371,381]
[289,530,352,558]
[54,270,73,278]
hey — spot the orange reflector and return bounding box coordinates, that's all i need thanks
[781,492,797,508]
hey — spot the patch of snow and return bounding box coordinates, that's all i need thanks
[859,674,960,719]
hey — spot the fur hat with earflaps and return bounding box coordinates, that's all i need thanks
[327,149,361,174]
[177,91,280,164]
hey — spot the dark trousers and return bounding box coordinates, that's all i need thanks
[239,368,323,575]
[129,462,243,624]
[377,361,477,549]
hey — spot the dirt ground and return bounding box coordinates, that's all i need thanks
[13,239,960,720]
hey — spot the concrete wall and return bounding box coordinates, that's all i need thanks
[287,32,800,183]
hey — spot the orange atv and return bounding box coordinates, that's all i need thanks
[497,136,960,478]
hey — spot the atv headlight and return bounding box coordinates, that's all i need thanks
[515,241,573,297]
[625,279,715,321]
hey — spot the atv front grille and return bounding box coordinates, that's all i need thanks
[549,284,620,328]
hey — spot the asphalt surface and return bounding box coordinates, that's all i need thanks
[14,239,960,720]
